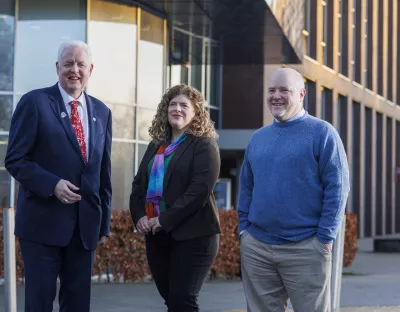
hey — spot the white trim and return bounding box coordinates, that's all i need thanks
[338,73,351,82]
[304,55,320,65]
[352,81,364,89]
[135,140,150,145]
[321,65,336,74]
[112,138,135,143]
[365,88,375,96]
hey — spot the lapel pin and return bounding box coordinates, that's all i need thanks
[61,112,67,118]
[93,117,96,122]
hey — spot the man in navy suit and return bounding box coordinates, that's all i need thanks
[5,40,112,312]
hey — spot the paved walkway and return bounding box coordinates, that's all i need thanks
[2,238,400,311]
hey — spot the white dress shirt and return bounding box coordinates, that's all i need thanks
[274,108,306,123]
[58,82,89,160]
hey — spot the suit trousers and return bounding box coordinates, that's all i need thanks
[146,231,219,312]
[19,217,94,312]
[240,232,332,312]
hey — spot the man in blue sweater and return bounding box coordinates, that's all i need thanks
[238,68,350,312]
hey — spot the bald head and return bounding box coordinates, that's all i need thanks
[269,68,305,91]
[267,67,306,122]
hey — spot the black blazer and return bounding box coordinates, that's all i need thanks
[129,135,221,240]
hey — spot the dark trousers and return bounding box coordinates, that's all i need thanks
[146,231,219,312]
[19,222,94,312]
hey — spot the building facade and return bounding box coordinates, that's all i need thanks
[0,1,300,213]
[298,0,400,239]
[3,0,397,240]
[219,0,400,239]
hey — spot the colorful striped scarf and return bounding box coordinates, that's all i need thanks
[145,135,187,218]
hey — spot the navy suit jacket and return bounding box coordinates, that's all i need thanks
[5,83,112,250]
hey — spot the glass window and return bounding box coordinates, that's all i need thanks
[0,135,8,167]
[0,95,13,131]
[137,107,156,141]
[305,0,311,55]
[377,0,384,95]
[137,10,164,107]
[111,142,134,210]
[171,29,189,63]
[305,80,316,116]
[87,0,137,105]
[321,87,333,124]
[304,0,318,59]
[106,103,135,139]
[323,1,328,65]
[138,143,149,168]
[210,108,220,129]
[209,44,221,107]
[0,0,15,91]
[321,88,326,120]
[169,29,190,87]
[0,135,10,207]
[387,2,394,102]
[351,101,361,216]
[15,0,86,94]
[337,95,348,151]
[339,0,349,76]
[367,0,373,89]
[170,64,189,86]
[304,78,309,111]
[190,36,203,92]
[0,170,10,207]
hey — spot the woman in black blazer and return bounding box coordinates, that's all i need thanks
[130,84,221,312]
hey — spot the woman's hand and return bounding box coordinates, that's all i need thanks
[136,216,151,234]
[149,217,163,235]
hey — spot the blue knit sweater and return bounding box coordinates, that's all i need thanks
[238,112,350,244]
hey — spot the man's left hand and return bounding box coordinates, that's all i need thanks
[98,236,106,246]
[149,217,162,235]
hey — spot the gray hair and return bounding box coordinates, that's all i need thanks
[57,40,92,64]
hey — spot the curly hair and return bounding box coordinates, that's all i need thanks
[148,84,217,143]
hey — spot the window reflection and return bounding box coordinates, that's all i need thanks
[210,108,219,129]
[209,44,221,106]
[171,29,189,63]
[138,143,149,169]
[0,0,15,91]
[0,95,13,131]
[106,103,135,139]
[87,0,137,105]
[0,136,9,208]
[111,142,134,210]
[170,64,189,86]
[170,29,190,86]
[137,107,156,141]
[191,37,203,92]
[137,11,164,107]
[0,135,8,167]
[15,0,86,93]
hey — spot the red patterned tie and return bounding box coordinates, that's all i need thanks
[70,101,87,164]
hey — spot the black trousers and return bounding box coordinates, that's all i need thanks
[19,220,94,312]
[146,231,219,312]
